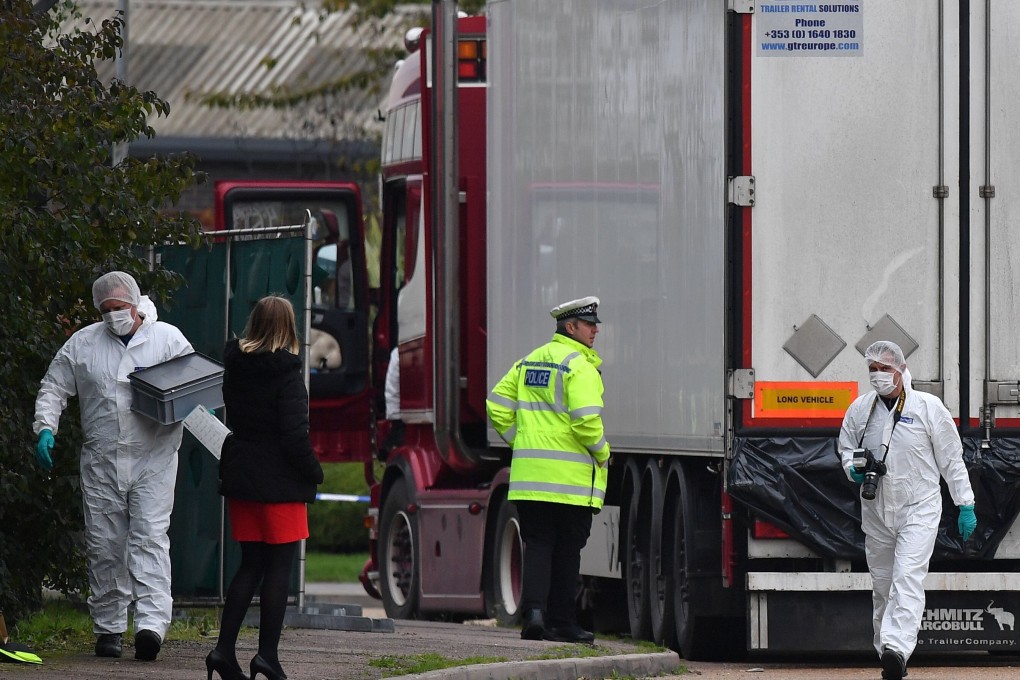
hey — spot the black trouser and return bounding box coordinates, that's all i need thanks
[515,500,593,628]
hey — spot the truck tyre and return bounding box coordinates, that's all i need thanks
[668,460,740,660]
[579,576,629,634]
[622,457,653,641]
[485,496,523,626]
[379,477,421,619]
[670,461,707,658]
[644,459,675,648]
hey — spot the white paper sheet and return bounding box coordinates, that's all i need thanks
[183,405,231,459]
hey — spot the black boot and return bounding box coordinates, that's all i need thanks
[134,629,162,661]
[881,647,907,680]
[95,632,123,658]
[520,609,545,640]
[543,622,595,644]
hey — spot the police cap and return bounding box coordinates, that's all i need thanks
[550,296,601,324]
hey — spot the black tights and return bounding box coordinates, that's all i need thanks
[215,540,297,667]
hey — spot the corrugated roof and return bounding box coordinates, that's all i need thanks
[65,0,428,141]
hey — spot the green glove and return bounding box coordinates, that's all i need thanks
[36,429,55,471]
[846,466,865,484]
[958,504,977,542]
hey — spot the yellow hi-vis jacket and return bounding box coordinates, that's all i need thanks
[486,333,610,510]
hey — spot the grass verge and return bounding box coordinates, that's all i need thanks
[12,600,244,657]
[304,551,367,582]
[16,553,362,656]
[370,652,509,676]
[367,641,674,677]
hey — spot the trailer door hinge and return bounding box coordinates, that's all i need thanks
[728,176,756,207]
[728,0,755,13]
[728,368,755,399]
[932,185,949,199]
[458,190,467,204]
[980,185,996,198]
[986,381,1020,405]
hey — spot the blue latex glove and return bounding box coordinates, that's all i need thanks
[36,429,55,470]
[846,466,866,484]
[958,505,977,542]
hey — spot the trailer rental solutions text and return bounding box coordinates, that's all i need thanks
[757,2,863,57]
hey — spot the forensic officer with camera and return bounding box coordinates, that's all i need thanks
[839,340,976,680]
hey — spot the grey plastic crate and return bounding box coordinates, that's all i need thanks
[129,352,225,424]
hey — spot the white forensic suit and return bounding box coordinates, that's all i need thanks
[838,385,974,660]
[33,297,193,638]
[384,345,400,421]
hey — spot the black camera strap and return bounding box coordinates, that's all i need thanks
[856,388,907,464]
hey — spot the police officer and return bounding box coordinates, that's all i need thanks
[486,296,610,643]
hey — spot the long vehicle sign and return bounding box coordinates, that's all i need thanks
[754,381,857,419]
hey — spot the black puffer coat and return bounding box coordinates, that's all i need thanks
[218,339,324,503]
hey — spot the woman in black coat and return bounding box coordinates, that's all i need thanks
[206,296,323,680]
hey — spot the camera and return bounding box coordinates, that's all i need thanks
[852,447,887,501]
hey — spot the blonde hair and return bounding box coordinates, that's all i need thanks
[238,296,300,354]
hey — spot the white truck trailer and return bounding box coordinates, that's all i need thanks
[366,0,1020,659]
[477,0,1020,660]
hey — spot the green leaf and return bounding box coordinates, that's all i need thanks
[0,0,201,628]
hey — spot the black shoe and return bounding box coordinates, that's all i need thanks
[542,623,595,644]
[881,647,907,680]
[95,632,123,658]
[206,649,248,680]
[520,609,545,640]
[134,629,161,661]
[250,654,287,680]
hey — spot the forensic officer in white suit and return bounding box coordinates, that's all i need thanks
[838,341,976,680]
[33,271,193,661]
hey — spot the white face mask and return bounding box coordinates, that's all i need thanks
[102,309,135,336]
[869,371,897,396]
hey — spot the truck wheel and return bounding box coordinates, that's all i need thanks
[645,460,674,647]
[485,497,523,626]
[670,461,707,657]
[580,576,629,634]
[379,477,420,619]
[623,457,653,641]
[669,460,739,660]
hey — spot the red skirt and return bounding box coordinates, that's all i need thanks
[228,498,309,544]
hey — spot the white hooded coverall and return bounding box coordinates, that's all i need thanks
[384,346,400,421]
[839,386,974,660]
[33,297,193,638]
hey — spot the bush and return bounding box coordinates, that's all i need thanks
[0,3,201,626]
[307,462,371,553]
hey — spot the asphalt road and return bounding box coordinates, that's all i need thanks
[7,629,1019,680]
[7,585,1017,680]
[1,584,679,680]
[0,619,678,680]
[653,652,1020,679]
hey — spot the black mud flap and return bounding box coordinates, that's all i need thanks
[749,590,873,652]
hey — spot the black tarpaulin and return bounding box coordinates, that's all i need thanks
[727,435,1020,561]
[729,437,864,559]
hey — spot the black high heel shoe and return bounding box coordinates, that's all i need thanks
[250,654,287,680]
[205,649,249,680]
